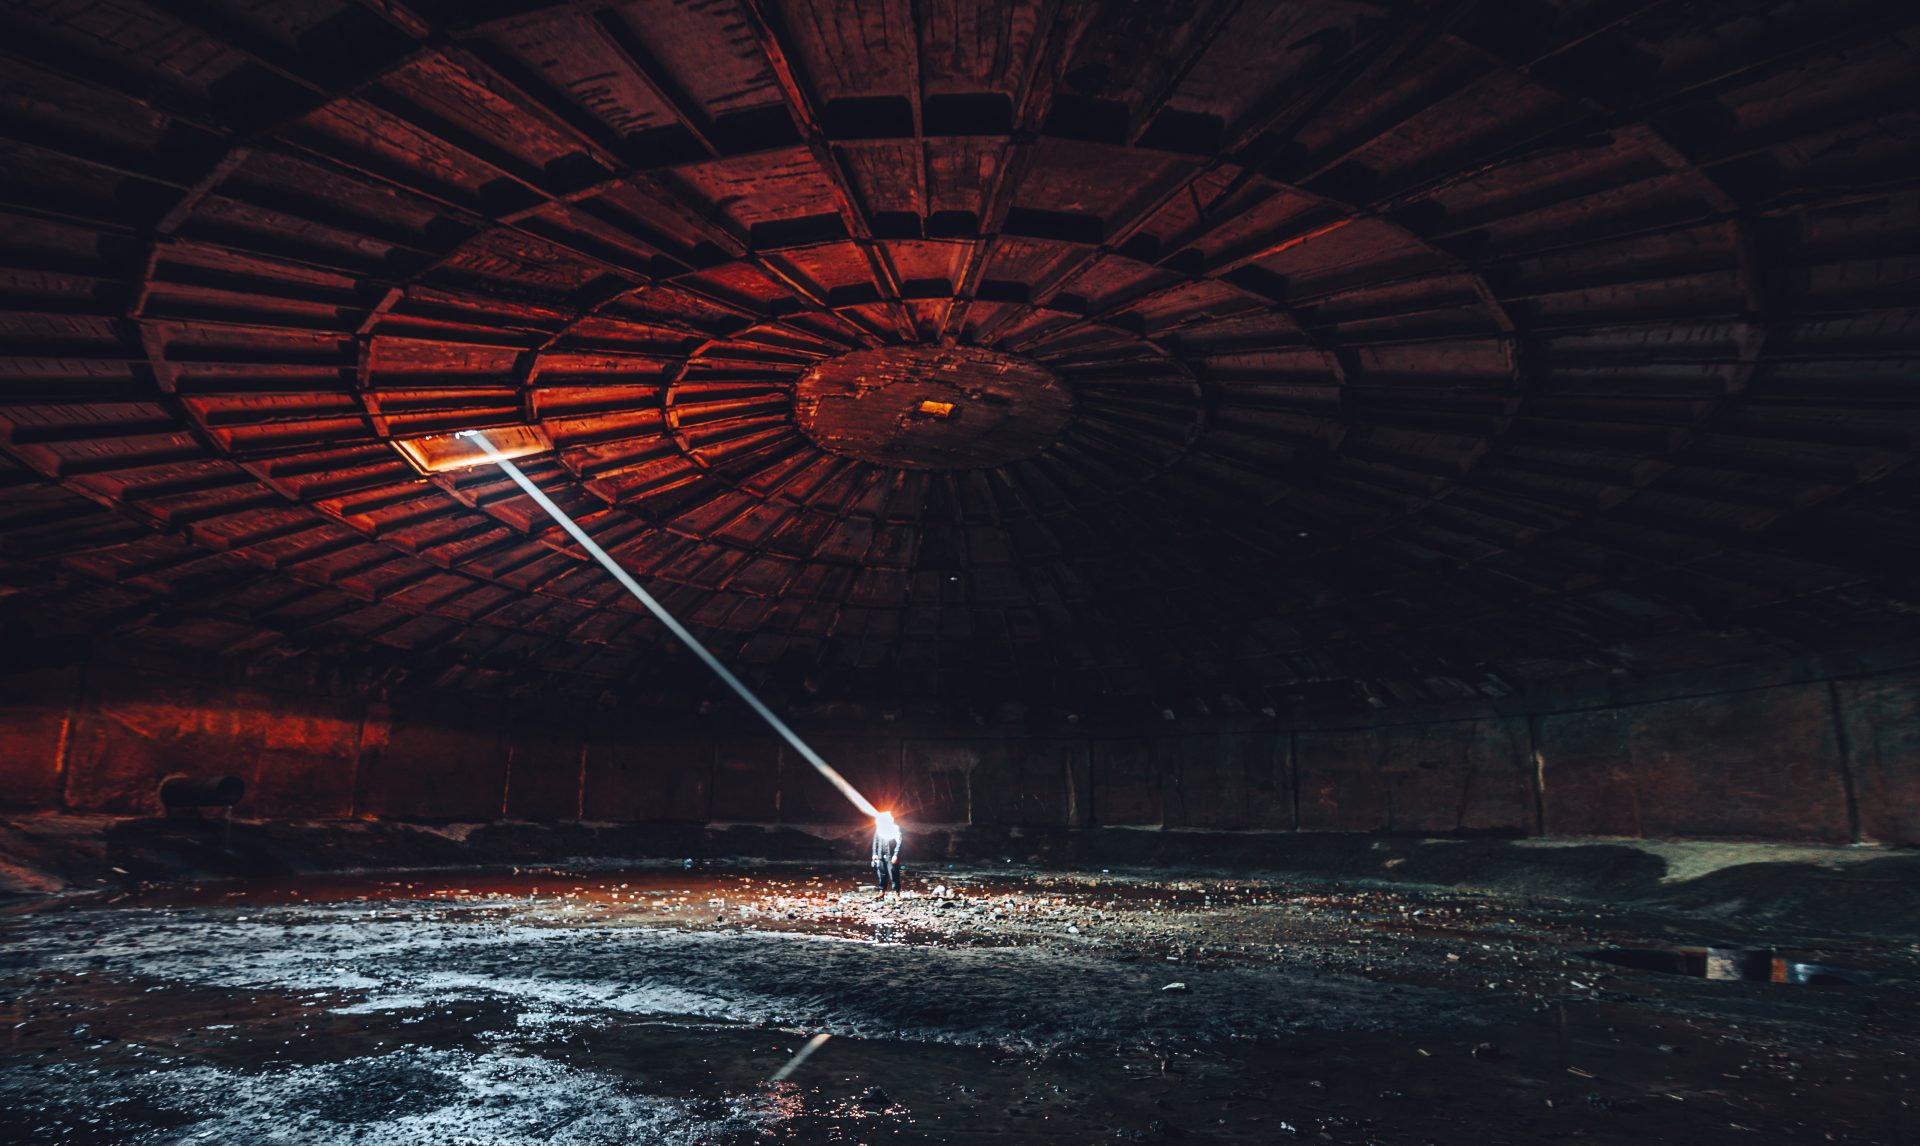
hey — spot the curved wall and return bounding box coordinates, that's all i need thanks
[3,651,1917,846]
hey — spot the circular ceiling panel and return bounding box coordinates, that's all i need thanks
[0,0,1914,713]
[793,346,1074,469]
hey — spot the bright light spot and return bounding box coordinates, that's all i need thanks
[915,399,957,418]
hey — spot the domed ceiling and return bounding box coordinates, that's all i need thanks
[0,0,1916,713]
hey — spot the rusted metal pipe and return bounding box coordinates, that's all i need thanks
[158,775,246,808]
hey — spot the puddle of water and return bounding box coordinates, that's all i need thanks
[1581,946,1867,985]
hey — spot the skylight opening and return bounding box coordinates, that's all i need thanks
[392,425,554,474]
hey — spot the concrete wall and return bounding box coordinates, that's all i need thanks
[3,660,1919,844]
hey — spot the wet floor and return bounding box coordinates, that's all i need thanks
[2,862,1915,1143]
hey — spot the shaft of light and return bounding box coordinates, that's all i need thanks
[769,1032,832,1082]
[460,431,879,820]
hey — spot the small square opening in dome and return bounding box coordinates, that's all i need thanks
[392,425,553,474]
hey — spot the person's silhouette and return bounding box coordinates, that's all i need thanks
[871,811,902,896]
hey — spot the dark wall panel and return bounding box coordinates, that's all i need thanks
[978,738,1079,826]
[1065,738,1093,828]
[1160,733,1292,830]
[505,729,583,821]
[354,710,509,821]
[712,741,781,821]
[1541,685,1852,842]
[1837,671,1920,844]
[1091,738,1158,825]
[901,739,976,823]
[1297,714,1551,833]
[1391,718,1532,835]
[1296,729,1386,831]
[0,666,76,813]
[1535,708,1636,836]
[1630,686,1847,841]
[244,694,363,820]
[583,736,711,821]
[1300,718,1547,835]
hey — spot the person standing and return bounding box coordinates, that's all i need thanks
[871,810,902,896]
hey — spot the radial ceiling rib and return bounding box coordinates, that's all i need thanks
[0,0,1913,709]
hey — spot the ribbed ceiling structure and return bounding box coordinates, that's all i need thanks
[1,0,1917,713]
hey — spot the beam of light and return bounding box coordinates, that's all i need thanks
[459,430,880,819]
[769,1031,832,1083]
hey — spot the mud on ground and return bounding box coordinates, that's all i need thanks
[2,861,1916,1143]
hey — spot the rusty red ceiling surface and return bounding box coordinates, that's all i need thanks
[0,0,1917,711]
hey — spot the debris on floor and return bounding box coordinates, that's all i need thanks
[3,864,1916,1143]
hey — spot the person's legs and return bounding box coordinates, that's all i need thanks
[882,841,901,892]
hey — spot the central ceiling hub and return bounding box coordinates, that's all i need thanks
[792,345,1074,470]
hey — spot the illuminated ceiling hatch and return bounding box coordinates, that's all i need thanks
[392,426,554,474]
